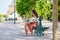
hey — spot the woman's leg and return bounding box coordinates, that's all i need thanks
[25,24,28,35]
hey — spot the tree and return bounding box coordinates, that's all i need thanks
[0,13,4,22]
[58,0,60,21]
[16,0,52,20]
[53,0,58,40]
[16,0,37,18]
[35,0,52,20]
[0,14,3,18]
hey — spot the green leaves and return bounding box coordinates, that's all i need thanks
[16,0,35,17]
[0,14,4,18]
[58,0,60,21]
[36,0,52,19]
[16,0,52,19]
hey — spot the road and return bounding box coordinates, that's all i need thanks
[0,21,60,40]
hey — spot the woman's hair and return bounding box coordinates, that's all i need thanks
[32,10,38,18]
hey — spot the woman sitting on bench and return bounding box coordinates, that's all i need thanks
[25,20,38,36]
[25,9,38,36]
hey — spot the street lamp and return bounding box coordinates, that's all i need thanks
[14,0,16,24]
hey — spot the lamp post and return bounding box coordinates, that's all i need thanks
[14,0,16,24]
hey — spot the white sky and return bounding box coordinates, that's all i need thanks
[0,0,12,14]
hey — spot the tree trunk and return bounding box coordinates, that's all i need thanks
[53,0,58,40]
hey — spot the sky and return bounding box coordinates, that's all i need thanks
[0,0,12,14]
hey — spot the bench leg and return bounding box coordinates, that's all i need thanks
[37,31,44,36]
[34,29,45,36]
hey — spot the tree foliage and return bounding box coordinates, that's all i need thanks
[58,0,60,21]
[0,13,4,18]
[36,0,52,19]
[16,0,37,17]
[16,0,53,20]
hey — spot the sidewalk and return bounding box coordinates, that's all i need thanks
[0,21,60,40]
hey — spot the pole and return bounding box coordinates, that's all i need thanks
[14,0,16,24]
[53,0,58,40]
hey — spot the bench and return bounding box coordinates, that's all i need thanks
[34,27,49,36]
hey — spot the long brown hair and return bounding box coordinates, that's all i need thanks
[32,10,38,18]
